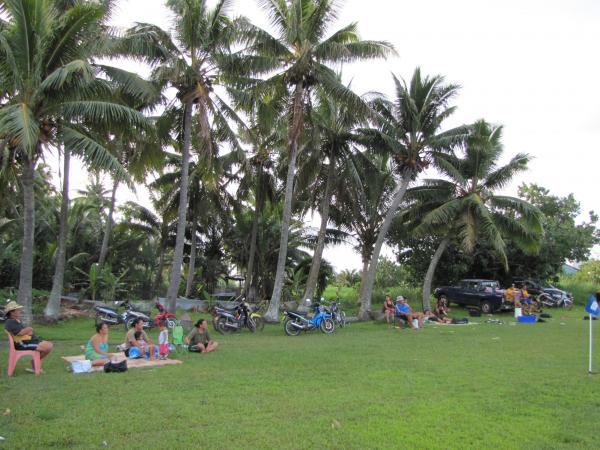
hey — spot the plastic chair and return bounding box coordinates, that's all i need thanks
[5,331,41,376]
[172,326,185,353]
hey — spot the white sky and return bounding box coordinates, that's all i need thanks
[53,0,600,271]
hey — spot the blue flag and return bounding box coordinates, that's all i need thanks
[585,294,600,316]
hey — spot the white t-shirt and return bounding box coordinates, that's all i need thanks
[158,329,169,345]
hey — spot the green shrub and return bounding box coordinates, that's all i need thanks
[557,275,597,305]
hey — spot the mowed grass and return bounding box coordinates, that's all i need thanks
[1,308,599,449]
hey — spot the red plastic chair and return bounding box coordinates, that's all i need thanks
[5,330,41,376]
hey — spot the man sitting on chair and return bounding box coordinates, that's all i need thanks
[4,301,53,371]
[394,296,424,330]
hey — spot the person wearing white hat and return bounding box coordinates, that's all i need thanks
[394,296,424,330]
[4,301,54,368]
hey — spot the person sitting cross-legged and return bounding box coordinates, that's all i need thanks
[394,296,424,330]
[185,319,218,353]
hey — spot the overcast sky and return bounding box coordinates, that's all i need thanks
[57,0,600,270]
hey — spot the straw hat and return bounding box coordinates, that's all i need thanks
[4,301,24,314]
[396,295,405,302]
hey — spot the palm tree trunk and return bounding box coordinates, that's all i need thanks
[265,84,304,322]
[45,147,70,321]
[152,222,168,298]
[302,156,335,302]
[16,155,36,326]
[358,255,369,311]
[166,100,194,312]
[422,236,450,311]
[359,176,411,319]
[244,165,264,301]
[185,217,198,298]
[98,178,118,268]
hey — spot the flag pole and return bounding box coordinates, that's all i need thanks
[590,313,593,374]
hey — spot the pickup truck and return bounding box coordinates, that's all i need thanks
[434,279,510,314]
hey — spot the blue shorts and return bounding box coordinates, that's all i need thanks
[522,297,533,305]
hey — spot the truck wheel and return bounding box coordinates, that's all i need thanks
[480,301,493,314]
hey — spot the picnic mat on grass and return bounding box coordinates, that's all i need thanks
[62,353,182,372]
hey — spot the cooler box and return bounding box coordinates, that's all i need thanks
[517,315,537,323]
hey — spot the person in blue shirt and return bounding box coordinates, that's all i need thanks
[394,296,424,330]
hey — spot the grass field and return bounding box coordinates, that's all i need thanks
[1,307,599,449]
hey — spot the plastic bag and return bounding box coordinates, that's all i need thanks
[71,359,92,374]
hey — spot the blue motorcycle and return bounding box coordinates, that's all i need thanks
[283,303,335,336]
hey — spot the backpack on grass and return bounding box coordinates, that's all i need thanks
[104,360,127,373]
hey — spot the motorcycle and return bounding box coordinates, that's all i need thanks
[324,300,346,328]
[154,301,178,328]
[212,301,259,334]
[283,303,335,336]
[537,292,573,309]
[94,300,153,331]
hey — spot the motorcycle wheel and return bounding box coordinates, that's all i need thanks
[284,319,302,336]
[125,318,135,331]
[216,317,232,334]
[251,315,265,331]
[338,311,347,328]
[247,317,257,333]
[320,318,335,334]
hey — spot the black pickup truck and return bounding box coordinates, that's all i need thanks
[434,279,510,314]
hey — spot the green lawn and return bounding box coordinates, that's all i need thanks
[1,308,599,449]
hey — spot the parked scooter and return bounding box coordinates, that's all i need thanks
[212,301,258,334]
[154,301,178,328]
[283,302,335,336]
[94,300,153,331]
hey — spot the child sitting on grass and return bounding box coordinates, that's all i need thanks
[133,331,154,359]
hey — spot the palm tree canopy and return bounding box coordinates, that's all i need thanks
[403,119,543,269]
[0,0,153,183]
[232,0,396,116]
[362,67,467,179]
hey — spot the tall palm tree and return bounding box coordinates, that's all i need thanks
[120,0,245,312]
[404,120,543,310]
[242,0,395,321]
[231,93,282,301]
[297,83,366,302]
[0,0,149,323]
[329,152,395,305]
[358,68,464,319]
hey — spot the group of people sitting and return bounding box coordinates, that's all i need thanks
[383,295,452,329]
[90,317,218,364]
[3,299,218,374]
[504,283,537,313]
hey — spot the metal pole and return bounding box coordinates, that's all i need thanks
[590,314,593,374]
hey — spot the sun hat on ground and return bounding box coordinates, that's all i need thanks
[4,301,24,314]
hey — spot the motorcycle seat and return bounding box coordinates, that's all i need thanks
[97,305,117,313]
[288,310,308,317]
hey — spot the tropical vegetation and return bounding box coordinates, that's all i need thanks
[0,0,597,325]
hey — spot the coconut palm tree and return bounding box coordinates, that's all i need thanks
[241,0,395,321]
[403,120,543,310]
[0,0,149,323]
[329,152,396,307]
[119,0,246,312]
[357,68,465,319]
[296,82,367,302]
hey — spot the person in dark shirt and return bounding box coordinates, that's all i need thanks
[185,319,218,353]
[4,301,53,369]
